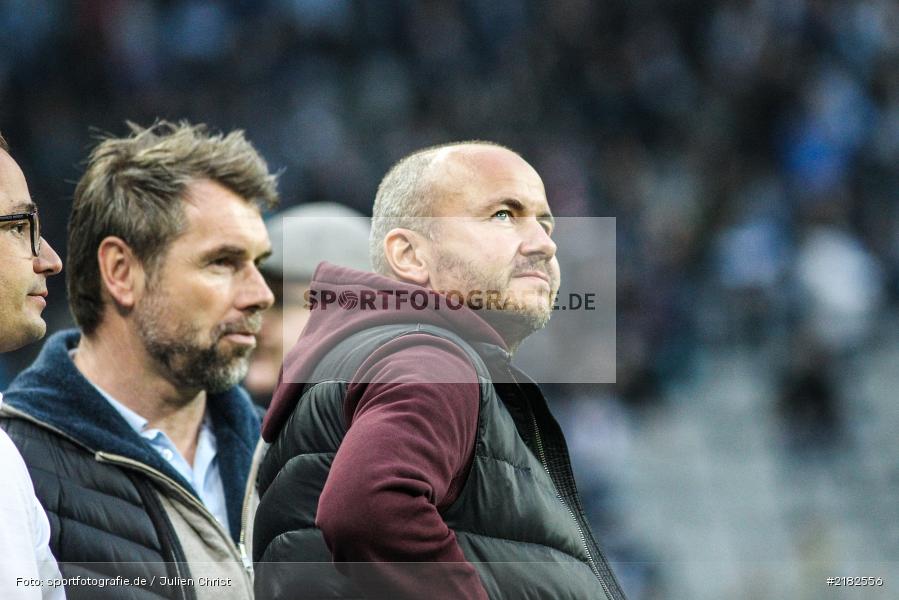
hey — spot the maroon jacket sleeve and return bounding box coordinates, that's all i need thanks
[315,333,489,600]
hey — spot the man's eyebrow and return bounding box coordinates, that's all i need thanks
[8,200,35,213]
[201,244,273,262]
[492,197,555,228]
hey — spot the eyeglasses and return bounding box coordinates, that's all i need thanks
[0,207,41,257]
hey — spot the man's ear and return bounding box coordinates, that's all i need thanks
[383,228,430,286]
[96,236,146,310]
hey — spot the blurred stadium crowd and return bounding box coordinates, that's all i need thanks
[1,1,897,598]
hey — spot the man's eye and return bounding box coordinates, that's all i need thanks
[210,257,237,269]
[492,210,513,221]
[8,222,27,235]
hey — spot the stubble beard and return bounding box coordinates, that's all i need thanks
[135,293,257,396]
[433,250,556,349]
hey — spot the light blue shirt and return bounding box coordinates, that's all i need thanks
[94,385,231,532]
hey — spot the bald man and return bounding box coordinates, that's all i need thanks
[0,131,65,598]
[253,142,627,600]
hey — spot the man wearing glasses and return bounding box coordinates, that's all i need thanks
[0,130,65,598]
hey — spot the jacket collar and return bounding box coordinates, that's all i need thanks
[2,329,260,542]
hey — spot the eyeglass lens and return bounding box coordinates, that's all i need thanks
[32,210,41,256]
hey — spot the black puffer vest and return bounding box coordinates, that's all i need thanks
[254,324,626,600]
[0,330,261,600]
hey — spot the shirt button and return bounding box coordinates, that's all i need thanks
[161,448,174,461]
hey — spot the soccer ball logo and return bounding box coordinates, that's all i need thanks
[337,291,359,310]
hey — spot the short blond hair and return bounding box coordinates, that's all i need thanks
[0,131,8,153]
[370,140,512,275]
[68,120,279,334]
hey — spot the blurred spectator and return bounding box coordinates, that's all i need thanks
[776,330,844,454]
[794,224,885,352]
[244,202,370,406]
[711,175,793,345]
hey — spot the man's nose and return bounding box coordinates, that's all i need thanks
[34,237,63,276]
[520,219,557,259]
[238,264,275,312]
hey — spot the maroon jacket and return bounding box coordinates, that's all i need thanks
[263,263,509,599]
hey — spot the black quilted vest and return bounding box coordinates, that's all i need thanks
[254,324,626,600]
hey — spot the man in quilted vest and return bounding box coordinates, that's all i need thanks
[256,142,627,599]
[1,121,277,599]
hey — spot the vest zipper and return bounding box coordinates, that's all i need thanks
[528,409,612,600]
[238,487,253,576]
[239,495,253,577]
[238,440,268,578]
[95,452,255,596]
[501,367,613,600]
